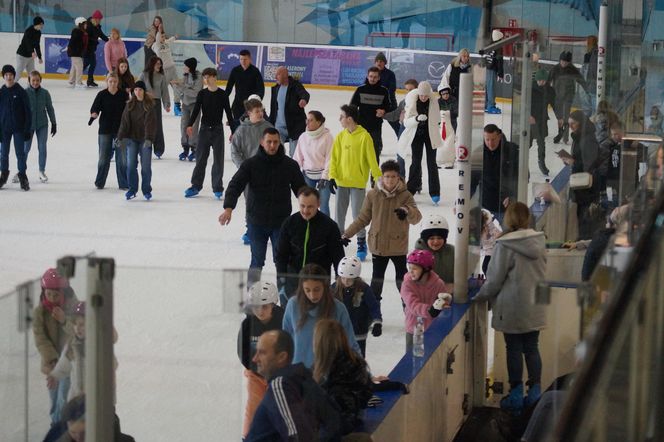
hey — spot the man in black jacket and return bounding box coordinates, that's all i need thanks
[219,127,306,285]
[531,69,556,175]
[16,16,44,81]
[276,186,345,300]
[83,10,108,88]
[374,52,398,136]
[269,66,310,157]
[227,50,265,126]
[470,124,519,223]
[350,66,394,162]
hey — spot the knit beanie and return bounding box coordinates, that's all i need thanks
[134,80,147,91]
[33,16,44,26]
[184,58,198,72]
[2,64,16,77]
[417,81,433,96]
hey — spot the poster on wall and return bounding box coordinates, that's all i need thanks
[215,44,260,81]
[44,37,143,75]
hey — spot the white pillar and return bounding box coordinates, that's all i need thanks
[597,2,609,104]
[454,73,473,303]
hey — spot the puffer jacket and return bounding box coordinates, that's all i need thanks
[397,88,443,157]
[473,229,547,333]
[344,177,421,256]
[328,125,382,188]
[230,117,274,168]
[320,352,373,435]
[116,99,157,142]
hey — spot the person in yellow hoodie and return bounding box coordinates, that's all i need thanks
[323,104,381,261]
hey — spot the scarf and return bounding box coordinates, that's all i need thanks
[41,292,64,313]
[305,124,326,139]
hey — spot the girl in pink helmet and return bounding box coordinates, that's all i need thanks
[400,249,452,352]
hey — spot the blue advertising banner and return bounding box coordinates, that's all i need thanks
[215,44,260,81]
[44,37,143,75]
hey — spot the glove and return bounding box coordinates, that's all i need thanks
[416,114,428,122]
[366,394,384,408]
[371,322,382,337]
[143,140,152,149]
[394,207,408,221]
[329,179,337,195]
[340,237,351,247]
[50,124,57,137]
[316,179,328,190]
[88,117,95,126]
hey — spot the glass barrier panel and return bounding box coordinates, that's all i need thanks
[0,288,25,441]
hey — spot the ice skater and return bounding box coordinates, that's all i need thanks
[67,17,88,89]
[139,56,171,158]
[24,71,56,184]
[171,58,202,161]
[15,16,44,81]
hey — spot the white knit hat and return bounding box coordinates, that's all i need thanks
[492,30,504,42]
[75,17,87,26]
[417,81,433,96]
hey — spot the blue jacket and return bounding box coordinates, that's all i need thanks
[331,281,382,339]
[282,298,360,368]
[246,363,342,442]
[0,84,31,134]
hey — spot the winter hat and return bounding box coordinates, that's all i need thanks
[41,268,69,290]
[184,57,198,71]
[91,10,103,20]
[134,80,147,91]
[535,69,548,81]
[560,51,573,62]
[75,17,87,26]
[33,16,44,26]
[492,30,504,42]
[2,64,16,77]
[374,52,387,63]
[417,81,433,96]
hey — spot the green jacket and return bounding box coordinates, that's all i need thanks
[26,86,56,131]
[414,238,455,283]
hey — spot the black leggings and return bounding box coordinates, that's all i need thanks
[370,254,407,302]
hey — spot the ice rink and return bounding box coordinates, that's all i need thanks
[0,77,564,440]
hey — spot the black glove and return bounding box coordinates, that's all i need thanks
[341,237,351,247]
[428,305,441,318]
[316,179,328,190]
[371,323,382,337]
[50,124,57,137]
[394,207,408,221]
[329,179,337,195]
[88,117,95,126]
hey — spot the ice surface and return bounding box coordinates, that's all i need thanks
[0,78,564,440]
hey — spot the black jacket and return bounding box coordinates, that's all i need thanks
[85,20,109,54]
[471,135,519,213]
[224,145,306,227]
[246,363,342,442]
[0,84,31,134]
[531,81,555,136]
[448,63,472,98]
[226,64,265,119]
[350,81,394,132]
[16,25,42,60]
[379,67,397,111]
[548,63,588,101]
[269,77,310,140]
[570,116,600,203]
[237,306,285,372]
[320,352,373,435]
[67,28,87,57]
[484,48,504,77]
[90,89,129,135]
[276,211,345,296]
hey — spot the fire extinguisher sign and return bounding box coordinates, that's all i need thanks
[508,19,517,28]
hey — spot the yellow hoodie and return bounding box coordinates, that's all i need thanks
[329,125,382,188]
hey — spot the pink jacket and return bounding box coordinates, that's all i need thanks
[401,271,449,334]
[293,126,334,180]
[104,39,128,73]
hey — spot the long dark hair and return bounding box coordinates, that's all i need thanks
[114,57,135,90]
[127,88,154,112]
[296,264,335,330]
[144,56,164,88]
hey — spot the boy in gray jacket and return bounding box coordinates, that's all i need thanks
[172,58,202,161]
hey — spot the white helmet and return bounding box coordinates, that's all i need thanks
[246,281,278,306]
[75,17,87,26]
[338,256,362,279]
[421,214,450,240]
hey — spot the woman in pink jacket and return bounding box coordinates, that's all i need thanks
[103,28,127,73]
[292,110,334,215]
[401,249,452,351]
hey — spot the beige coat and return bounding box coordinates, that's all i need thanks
[33,301,75,374]
[344,178,422,256]
[397,88,444,157]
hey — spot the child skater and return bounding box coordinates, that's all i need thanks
[282,263,360,368]
[480,208,503,275]
[47,301,86,401]
[172,57,202,161]
[400,250,452,352]
[237,281,284,439]
[331,256,382,357]
[414,214,455,290]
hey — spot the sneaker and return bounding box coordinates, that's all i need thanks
[0,170,8,188]
[184,187,200,198]
[125,190,136,200]
[213,191,223,200]
[242,232,250,245]
[155,152,162,159]
[431,195,440,205]
[356,238,368,261]
[499,383,524,416]
[39,171,48,183]
[144,192,152,201]
[87,81,99,88]
[11,173,19,184]
[178,151,188,161]
[188,151,196,162]
[75,83,87,89]
[487,106,502,114]
[174,102,182,117]
[18,173,30,191]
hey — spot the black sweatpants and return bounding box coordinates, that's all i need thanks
[190,125,225,192]
[370,254,407,302]
[407,130,440,197]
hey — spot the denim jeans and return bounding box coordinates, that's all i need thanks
[96,134,127,189]
[485,69,497,109]
[48,375,71,424]
[24,125,48,172]
[396,154,406,179]
[278,128,299,157]
[247,223,281,286]
[504,331,542,387]
[1,131,27,173]
[126,139,152,194]
[303,176,331,216]
[335,186,366,239]
[83,52,97,84]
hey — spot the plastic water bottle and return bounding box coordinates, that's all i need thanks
[413,316,425,357]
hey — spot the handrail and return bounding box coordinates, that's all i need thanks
[554,185,664,440]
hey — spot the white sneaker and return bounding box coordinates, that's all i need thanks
[11,173,19,183]
[75,83,87,89]
[39,171,48,183]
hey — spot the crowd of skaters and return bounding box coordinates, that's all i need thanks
[6,12,655,441]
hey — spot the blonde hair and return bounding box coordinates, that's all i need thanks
[501,202,531,234]
[454,48,470,67]
[312,319,364,383]
[111,28,121,39]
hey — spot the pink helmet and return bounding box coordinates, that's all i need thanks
[407,249,435,271]
[40,268,69,290]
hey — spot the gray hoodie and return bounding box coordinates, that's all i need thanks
[231,117,274,168]
[473,229,547,334]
